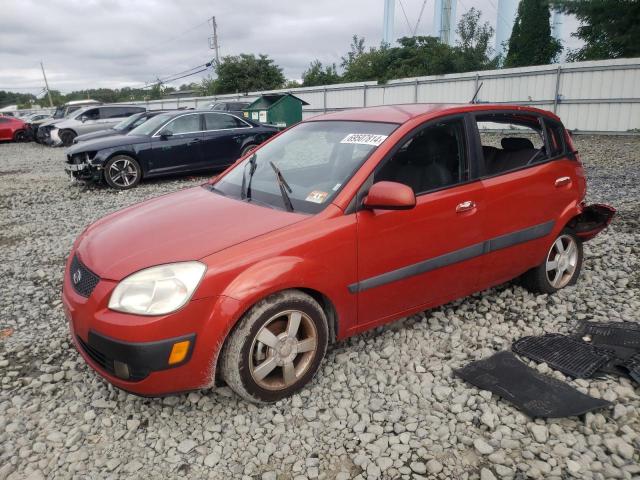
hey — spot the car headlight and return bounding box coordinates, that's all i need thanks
[108,262,206,315]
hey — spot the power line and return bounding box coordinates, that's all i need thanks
[412,0,428,36]
[398,0,414,35]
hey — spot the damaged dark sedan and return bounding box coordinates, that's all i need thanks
[65,110,278,189]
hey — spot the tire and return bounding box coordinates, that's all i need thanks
[520,229,583,294]
[221,290,329,403]
[241,144,257,156]
[59,130,77,146]
[13,130,27,142]
[103,155,142,190]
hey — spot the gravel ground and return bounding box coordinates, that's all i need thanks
[0,136,639,480]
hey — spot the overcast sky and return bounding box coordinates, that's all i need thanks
[0,0,580,95]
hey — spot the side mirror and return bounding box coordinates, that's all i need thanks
[159,130,173,139]
[363,181,416,211]
[80,115,88,123]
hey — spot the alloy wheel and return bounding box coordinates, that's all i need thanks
[249,310,318,390]
[108,158,139,188]
[545,234,579,289]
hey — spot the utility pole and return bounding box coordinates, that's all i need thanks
[40,61,54,108]
[209,16,220,66]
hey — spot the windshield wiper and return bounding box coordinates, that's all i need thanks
[240,154,257,200]
[269,161,294,212]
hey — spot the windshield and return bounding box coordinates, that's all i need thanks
[114,112,145,131]
[212,120,397,214]
[128,113,173,136]
[53,106,64,118]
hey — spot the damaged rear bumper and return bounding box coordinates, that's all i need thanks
[571,203,616,241]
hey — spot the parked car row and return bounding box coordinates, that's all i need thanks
[65,110,278,188]
[62,103,615,402]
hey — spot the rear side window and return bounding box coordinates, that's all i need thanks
[204,113,247,130]
[100,107,144,119]
[476,113,549,176]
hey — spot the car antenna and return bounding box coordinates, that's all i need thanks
[470,82,483,104]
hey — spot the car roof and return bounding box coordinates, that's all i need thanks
[307,103,560,124]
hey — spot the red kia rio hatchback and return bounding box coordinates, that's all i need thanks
[63,104,614,403]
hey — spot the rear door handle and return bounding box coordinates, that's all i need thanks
[456,200,476,213]
[555,176,571,187]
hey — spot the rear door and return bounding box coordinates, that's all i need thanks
[200,113,253,169]
[148,113,204,175]
[473,111,580,288]
[354,115,487,326]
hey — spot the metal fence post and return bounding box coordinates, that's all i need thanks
[323,87,327,113]
[553,65,562,113]
[363,84,367,107]
[414,79,419,103]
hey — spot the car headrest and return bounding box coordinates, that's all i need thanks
[501,137,535,151]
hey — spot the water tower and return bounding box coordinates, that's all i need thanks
[433,0,457,45]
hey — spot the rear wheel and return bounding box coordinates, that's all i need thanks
[241,144,257,156]
[521,230,583,294]
[104,155,142,190]
[221,290,328,403]
[59,130,77,146]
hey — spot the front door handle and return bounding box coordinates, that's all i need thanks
[456,200,476,213]
[555,176,571,187]
[188,138,202,145]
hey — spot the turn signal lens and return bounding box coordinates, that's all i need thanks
[168,340,190,365]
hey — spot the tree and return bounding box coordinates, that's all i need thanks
[301,60,341,86]
[455,8,500,71]
[214,54,285,94]
[504,0,562,67]
[554,0,640,61]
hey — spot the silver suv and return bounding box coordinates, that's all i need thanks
[47,105,145,146]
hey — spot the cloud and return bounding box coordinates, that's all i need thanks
[0,0,580,93]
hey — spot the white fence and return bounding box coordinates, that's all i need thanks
[12,57,640,133]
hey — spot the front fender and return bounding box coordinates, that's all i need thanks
[221,255,331,303]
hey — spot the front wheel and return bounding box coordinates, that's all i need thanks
[104,155,142,189]
[221,290,328,403]
[521,230,583,294]
[59,130,77,146]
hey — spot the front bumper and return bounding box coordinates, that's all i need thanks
[62,253,238,396]
[65,153,102,182]
[75,330,196,382]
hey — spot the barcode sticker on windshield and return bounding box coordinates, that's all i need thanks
[306,190,329,203]
[340,133,388,146]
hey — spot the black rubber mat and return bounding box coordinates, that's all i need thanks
[455,351,611,418]
[575,321,640,356]
[512,334,614,378]
[621,353,640,385]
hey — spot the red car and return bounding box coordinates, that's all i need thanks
[63,104,614,402]
[0,115,28,142]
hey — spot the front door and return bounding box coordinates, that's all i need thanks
[149,113,204,175]
[354,116,486,326]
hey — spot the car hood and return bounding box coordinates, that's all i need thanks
[75,186,307,280]
[66,134,150,153]
[74,129,119,142]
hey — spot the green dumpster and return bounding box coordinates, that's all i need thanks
[242,93,309,129]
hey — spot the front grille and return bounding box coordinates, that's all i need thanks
[70,256,100,297]
[77,336,148,382]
